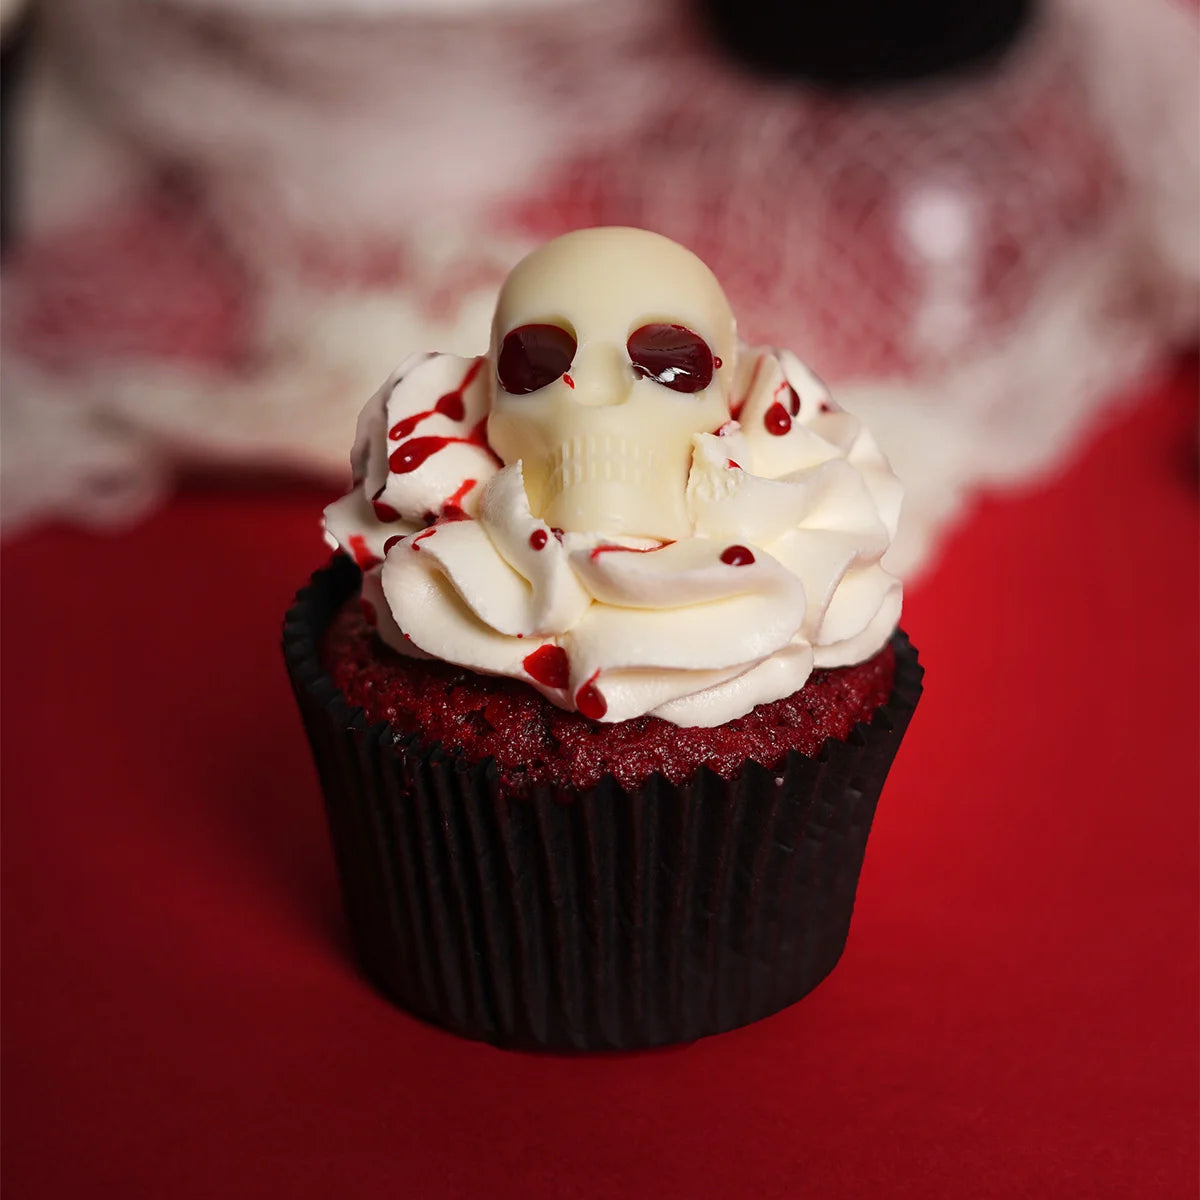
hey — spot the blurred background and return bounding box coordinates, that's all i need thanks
[1,0,1197,575]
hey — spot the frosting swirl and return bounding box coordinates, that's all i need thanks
[324,344,902,727]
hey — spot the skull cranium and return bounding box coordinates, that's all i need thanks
[486,228,737,540]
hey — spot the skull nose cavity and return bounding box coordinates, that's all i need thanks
[569,342,634,407]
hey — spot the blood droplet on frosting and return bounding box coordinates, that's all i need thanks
[713,356,723,369]
[764,402,792,436]
[384,534,405,554]
[347,534,381,570]
[529,528,549,550]
[372,498,401,522]
[411,528,437,550]
[773,380,800,417]
[441,478,477,521]
[563,373,575,389]
[523,644,569,689]
[726,458,742,470]
[576,673,607,721]
[720,545,755,566]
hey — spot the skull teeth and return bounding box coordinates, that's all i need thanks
[547,436,657,496]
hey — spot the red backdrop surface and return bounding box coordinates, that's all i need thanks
[3,360,1197,1199]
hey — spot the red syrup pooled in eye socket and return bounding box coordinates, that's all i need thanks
[627,324,714,393]
[523,644,570,689]
[720,545,755,566]
[497,324,577,394]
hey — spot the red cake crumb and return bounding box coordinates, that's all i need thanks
[320,598,895,795]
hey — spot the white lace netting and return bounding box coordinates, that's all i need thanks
[2,0,1196,578]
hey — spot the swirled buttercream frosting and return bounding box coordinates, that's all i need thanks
[323,227,902,727]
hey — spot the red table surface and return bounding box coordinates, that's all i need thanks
[3,361,1197,1200]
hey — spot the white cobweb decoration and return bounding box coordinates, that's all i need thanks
[1,0,1195,580]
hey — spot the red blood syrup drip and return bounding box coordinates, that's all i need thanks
[388,415,497,475]
[388,359,482,440]
[411,528,438,550]
[576,672,607,721]
[764,402,792,436]
[347,534,382,570]
[372,497,401,522]
[529,528,549,550]
[383,534,405,554]
[720,545,755,566]
[726,458,742,470]
[441,477,477,520]
[562,373,575,389]
[522,644,569,689]
[360,598,377,625]
[713,356,723,369]
[773,380,801,416]
[588,540,673,561]
[551,528,565,543]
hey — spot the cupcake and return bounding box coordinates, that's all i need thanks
[284,227,922,1050]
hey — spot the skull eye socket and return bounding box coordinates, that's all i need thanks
[497,323,577,395]
[627,324,714,393]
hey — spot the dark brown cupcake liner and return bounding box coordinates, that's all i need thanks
[283,554,923,1051]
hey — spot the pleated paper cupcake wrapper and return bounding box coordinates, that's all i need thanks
[284,555,923,1051]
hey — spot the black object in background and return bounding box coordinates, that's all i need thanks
[1,9,33,253]
[701,0,1037,87]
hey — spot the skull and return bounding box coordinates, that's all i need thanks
[487,228,737,540]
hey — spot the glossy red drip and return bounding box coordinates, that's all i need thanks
[726,458,742,470]
[764,402,792,436]
[575,672,607,721]
[774,380,800,417]
[720,544,755,566]
[387,359,482,440]
[347,534,381,570]
[529,528,549,550]
[562,373,575,389]
[389,427,488,474]
[383,534,405,554]
[713,356,723,369]
[588,540,672,562]
[551,528,565,543]
[372,498,401,522]
[411,528,437,550]
[440,477,477,521]
[523,644,569,690]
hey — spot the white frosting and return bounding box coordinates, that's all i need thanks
[324,341,903,727]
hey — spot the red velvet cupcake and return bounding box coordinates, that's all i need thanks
[284,228,922,1049]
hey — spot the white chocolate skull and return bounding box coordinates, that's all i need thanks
[487,228,736,540]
